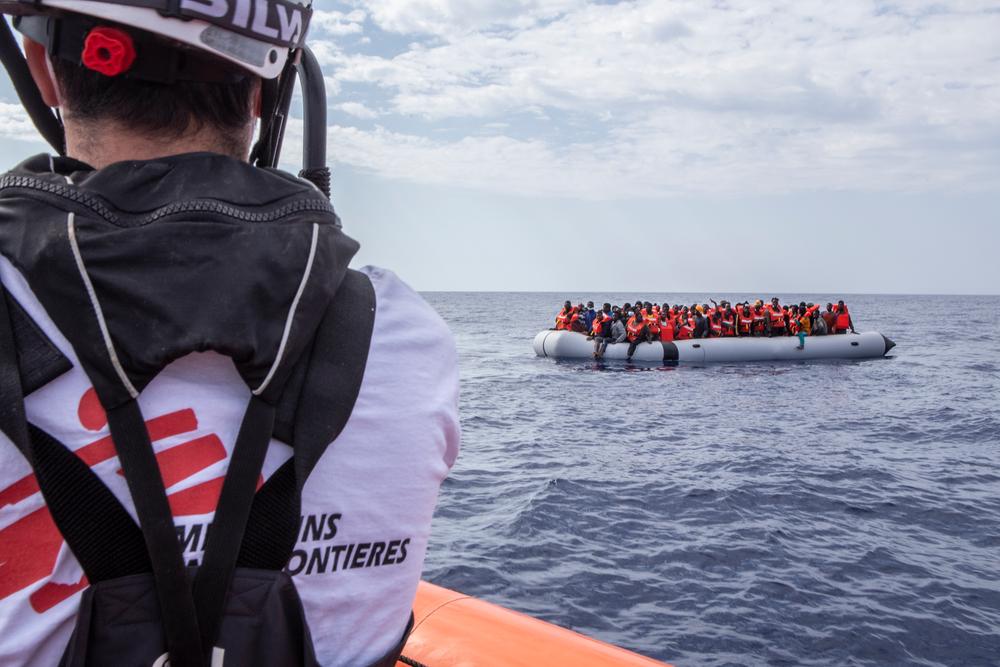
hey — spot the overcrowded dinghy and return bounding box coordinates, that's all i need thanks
[533,330,896,363]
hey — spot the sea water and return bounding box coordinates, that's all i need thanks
[421,292,1000,667]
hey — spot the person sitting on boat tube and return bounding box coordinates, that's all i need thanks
[625,310,650,360]
[800,303,820,336]
[692,307,709,339]
[787,306,800,335]
[822,303,837,334]
[659,305,675,342]
[752,300,768,336]
[721,303,738,337]
[587,304,608,339]
[583,301,597,333]
[567,304,586,333]
[767,298,787,337]
[834,300,856,334]
[707,310,724,337]
[797,307,810,335]
[675,312,694,340]
[813,307,829,335]
[737,304,754,337]
[644,306,660,339]
[609,313,628,347]
[554,301,573,330]
[590,304,614,358]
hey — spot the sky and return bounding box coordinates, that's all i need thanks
[1,0,999,294]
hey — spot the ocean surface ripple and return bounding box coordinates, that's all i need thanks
[420,292,1000,667]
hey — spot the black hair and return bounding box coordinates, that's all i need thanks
[52,46,257,149]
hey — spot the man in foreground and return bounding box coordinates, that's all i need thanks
[0,3,459,666]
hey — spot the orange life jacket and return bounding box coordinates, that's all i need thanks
[709,316,723,337]
[753,307,766,329]
[836,307,851,330]
[591,313,609,336]
[675,317,693,340]
[555,309,569,330]
[738,311,753,335]
[644,313,660,335]
[659,319,674,342]
[721,313,736,336]
[768,305,785,328]
[626,316,645,342]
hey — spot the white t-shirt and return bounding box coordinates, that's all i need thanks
[0,260,460,667]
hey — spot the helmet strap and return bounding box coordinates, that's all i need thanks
[250,54,297,169]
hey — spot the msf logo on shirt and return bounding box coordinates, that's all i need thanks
[0,389,231,613]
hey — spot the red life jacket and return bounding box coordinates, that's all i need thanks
[738,311,753,335]
[555,310,569,330]
[753,307,766,330]
[645,313,660,335]
[626,316,645,342]
[675,317,693,340]
[709,316,722,337]
[721,313,736,336]
[768,306,785,328]
[591,313,609,336]
[659,318,674,342]
[836,307,851,330]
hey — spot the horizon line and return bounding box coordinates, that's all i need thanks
[416,289,1000,297]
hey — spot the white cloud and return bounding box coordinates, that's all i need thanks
[311,9,367,36]
[336,101,379,119]
[306,0,1000,197]
[355,0,585,36]
[0,103,41,141]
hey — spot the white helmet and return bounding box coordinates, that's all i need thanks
[1,0,312,78]
[0,0,328,184]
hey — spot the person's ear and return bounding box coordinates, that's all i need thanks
[23,38,60,107]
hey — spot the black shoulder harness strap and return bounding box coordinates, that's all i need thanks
[0,270,378,667]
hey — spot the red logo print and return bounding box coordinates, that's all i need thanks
[0,389,232,613]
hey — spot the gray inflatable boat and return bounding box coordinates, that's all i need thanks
[533,330,896,363]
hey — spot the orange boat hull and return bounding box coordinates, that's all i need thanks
[397,582,671,667]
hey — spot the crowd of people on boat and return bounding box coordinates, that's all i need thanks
[552,298,857,359]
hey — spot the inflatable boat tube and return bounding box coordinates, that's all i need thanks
[398,581,669,667]
[533,330,895,363]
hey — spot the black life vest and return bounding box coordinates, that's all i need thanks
[0,153,410,667]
